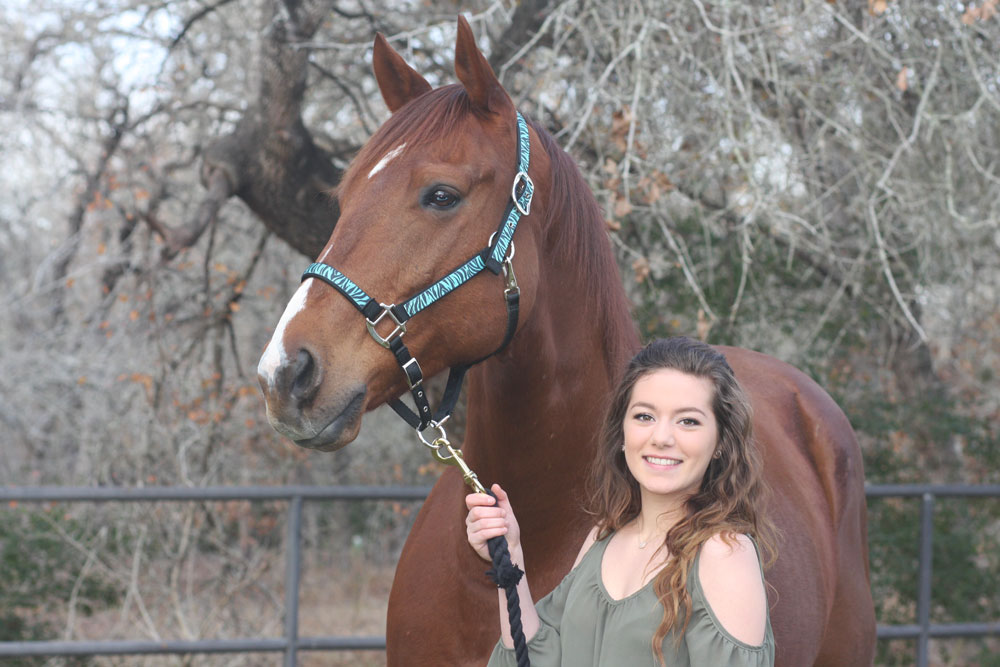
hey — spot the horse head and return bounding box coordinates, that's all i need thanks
[257,17,546,450]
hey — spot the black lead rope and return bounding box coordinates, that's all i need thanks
[421,443,530,666]
[485,490,530,667]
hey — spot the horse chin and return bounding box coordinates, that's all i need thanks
[293,417,362,451]
[274,389,366,452]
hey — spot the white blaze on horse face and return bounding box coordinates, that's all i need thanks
[258,278,315,388]
[368,143,407,179]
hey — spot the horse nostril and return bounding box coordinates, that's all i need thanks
[289,348,321,404]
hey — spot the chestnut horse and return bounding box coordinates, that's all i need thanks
[256,17,875,666]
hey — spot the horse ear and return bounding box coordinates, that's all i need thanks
[454,15,513,115]
[373,33,432,113]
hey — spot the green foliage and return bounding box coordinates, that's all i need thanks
[0,505,119,660]
[832,377,999,485]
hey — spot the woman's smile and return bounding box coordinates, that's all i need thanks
[642,455,682,468]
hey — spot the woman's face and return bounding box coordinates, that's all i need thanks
[622,368,719,507]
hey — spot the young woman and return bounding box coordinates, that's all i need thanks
[466,337,777,666]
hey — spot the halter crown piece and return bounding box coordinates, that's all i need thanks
[301,112,534,435]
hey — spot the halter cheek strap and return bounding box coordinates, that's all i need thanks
[301,112,533,432]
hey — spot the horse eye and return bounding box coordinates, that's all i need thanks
[423,188,460,210]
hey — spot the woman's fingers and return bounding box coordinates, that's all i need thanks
[467,513,509,542]
[465,491,497,510]
[466,485,519,560]
[492,483,509,503]
[468,515,509,531]
[492,484,515,513]
[469,524,508,541]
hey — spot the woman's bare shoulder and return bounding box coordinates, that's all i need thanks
[698,533,768,646]
[571,526,601,569]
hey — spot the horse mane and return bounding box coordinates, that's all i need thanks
[339,86,638,373]
[527,117,639,374]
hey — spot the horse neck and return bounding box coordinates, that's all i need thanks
[463,216,637,532]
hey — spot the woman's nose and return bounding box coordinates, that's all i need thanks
[652,422,675,447]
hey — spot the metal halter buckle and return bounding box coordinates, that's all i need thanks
[503,254,519,296]
[511,170,533,216]
[400,357,422,389]
[416,418,450,449]
[365,302,406,348]
[487,232,519,296]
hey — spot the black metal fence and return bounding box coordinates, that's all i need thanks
[1,483,998,666]
[864,484,1000,665]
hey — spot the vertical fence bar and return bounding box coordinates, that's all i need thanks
[916,493,934,667]
[284,495,303,667]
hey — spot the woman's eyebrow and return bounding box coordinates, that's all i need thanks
[628,401,708,416]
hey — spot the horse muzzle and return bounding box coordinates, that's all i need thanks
[257,344,366,451]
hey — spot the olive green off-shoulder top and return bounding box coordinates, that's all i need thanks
[488,533,774,666]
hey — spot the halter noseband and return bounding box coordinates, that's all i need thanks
[301,112,534,434]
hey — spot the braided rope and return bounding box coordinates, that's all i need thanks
[485,534,530,667]
[484,490,530,667]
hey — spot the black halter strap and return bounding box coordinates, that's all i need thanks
[383,287,519,431]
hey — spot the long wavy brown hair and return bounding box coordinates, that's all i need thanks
[585,337,777,664]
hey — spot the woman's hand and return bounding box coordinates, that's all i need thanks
[465,483,520,562]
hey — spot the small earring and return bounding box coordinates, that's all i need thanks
[621,445,626,452]
[713,450,721,459]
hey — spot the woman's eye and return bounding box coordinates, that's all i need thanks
[634,413,654,423]
[424,188,459,209]
[679,418,700,427]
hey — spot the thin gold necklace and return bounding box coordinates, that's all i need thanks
[637,517,655,549]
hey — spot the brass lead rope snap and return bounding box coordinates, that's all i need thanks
[417,424,486,493]
[436,442,488,495]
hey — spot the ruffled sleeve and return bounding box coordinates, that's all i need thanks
[683,540,775,666]
[683,626,774,667]
[486,564,580,667]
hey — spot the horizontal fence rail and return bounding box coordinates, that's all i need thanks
[1,483,998,666]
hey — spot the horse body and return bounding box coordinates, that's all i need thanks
[724,347,875,665]
[256,17,874,666]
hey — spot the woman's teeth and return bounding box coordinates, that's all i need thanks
[644,456,680,466]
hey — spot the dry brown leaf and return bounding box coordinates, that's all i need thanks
[963,0,998,23]
[644,182,662,205]
[611,107,634,152]
[896,66,909,92]
[653,170,675,191]
[632,257,651,283]
[696,309,713,340]
[614,196,633,218]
